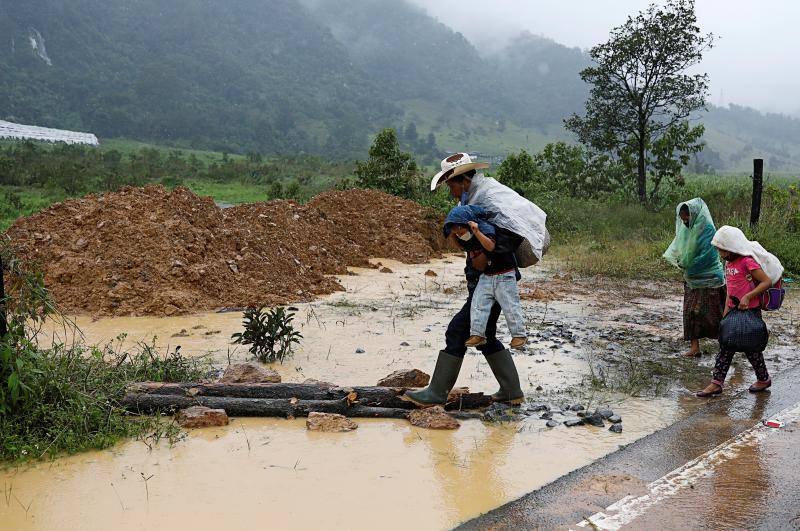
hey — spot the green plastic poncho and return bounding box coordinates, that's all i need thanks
[663,198,725,289]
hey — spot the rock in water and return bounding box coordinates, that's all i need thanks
[220,362,281,383]
[608,414,622,424]
[355,347,366,354]
[546,420,559,428]
[570,404,585,412]
[174,406,229,428]
[408,406,460,430]
[609,424,623,433]
[564,418,585,427]
[377,369,431,388]
[596,408,615,419]
[306,412,358,432]
[584,413,605,427]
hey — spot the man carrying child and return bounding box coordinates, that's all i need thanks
[404,153,548,408]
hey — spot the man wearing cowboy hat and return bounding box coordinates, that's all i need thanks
[404,153,538,407]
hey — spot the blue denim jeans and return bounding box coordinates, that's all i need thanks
[470,271,526,338]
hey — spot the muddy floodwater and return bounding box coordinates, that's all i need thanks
[2,257,798,530]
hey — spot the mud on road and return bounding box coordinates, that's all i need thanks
[4,256,799,530]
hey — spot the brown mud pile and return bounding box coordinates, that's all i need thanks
[6,186,446,316]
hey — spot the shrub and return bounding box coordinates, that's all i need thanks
[0,242,208,462]
[232,306,303,364]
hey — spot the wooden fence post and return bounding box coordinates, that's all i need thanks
[750,158,764,228]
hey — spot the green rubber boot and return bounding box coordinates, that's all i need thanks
[402,351,463,408]
[485,349,525,404]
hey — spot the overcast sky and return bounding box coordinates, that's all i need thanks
[408,0,800,114]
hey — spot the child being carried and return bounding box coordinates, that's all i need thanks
[444,205,527,350]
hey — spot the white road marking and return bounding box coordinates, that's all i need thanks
[573,402,800,530]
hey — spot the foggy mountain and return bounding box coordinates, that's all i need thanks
[2,0,800,170]
[0,0,398,155]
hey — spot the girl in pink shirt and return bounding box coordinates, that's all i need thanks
[696,234,773,397]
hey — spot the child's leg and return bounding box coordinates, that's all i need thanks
[492,271,526,338]
[469,275,496,337]
[744,351,770,382]
[711,349,736,386]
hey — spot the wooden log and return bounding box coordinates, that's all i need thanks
[125,382,492,411]
[122,393,411,419]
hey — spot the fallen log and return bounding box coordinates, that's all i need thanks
[122,393,411,419]
[125,382,492,411]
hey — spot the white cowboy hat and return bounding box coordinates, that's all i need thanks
[429,152,489,191]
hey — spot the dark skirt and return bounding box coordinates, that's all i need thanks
[683,284,726,341]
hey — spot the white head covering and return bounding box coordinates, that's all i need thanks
[711,225,784,285]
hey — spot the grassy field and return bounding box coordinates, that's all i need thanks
[543,173,800,279]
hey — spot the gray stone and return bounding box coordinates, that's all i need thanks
[400,342,410,347]
[584,413,605,427]
[527,403,550,412]
[540,412,553,420]
[596,408,615,419]
[564,418,585,427]
[546,420,559,428]
[570,404,585,412]
[608,414,622,424]
[355,347,366,354]
[609,423,623,433]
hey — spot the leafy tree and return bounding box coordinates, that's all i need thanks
[498,144,628,199]
[355,128,420,198]
[565,0,713,203]
[496,149,537,190]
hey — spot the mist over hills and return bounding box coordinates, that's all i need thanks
[2,0,799,171]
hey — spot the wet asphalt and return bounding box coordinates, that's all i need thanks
[457,363,800,530]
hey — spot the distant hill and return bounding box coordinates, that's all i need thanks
[0,0,398,155]
[2,0,800,170]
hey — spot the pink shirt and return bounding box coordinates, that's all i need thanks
[725,256,762,309]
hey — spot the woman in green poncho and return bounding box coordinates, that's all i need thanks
[663,198,726,358]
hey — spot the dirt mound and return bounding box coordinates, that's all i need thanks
[6,186,446,316]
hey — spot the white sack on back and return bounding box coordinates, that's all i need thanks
[466,174,549,266]
[711,225,784,285]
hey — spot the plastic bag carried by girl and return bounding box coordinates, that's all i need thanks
[711,226,786,311]
[719,296,770,352]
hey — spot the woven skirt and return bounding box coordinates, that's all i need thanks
[683,284,726,341]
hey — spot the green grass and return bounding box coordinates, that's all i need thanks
[1,338,210,463]
[100,138,245,163]
[542,174,800,279]
[183,179,269,204]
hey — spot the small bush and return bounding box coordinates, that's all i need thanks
[232,306,303,364]
[0,242,209,462]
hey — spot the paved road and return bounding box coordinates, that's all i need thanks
[458,365,800,530]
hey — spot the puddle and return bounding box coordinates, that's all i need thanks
[3,257,798,530]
